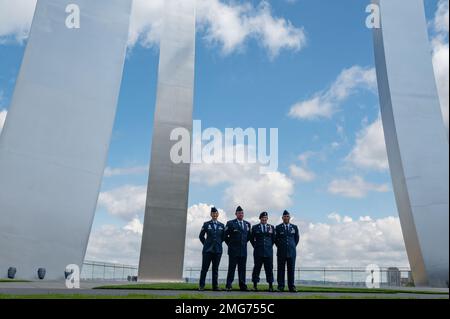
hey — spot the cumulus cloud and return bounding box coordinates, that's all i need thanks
[432,0,449,133]
[289,164,316,182]
[345,0,449,172]
[86,207,409,270]
[127,0,164,48]
[192,159,294,214]
[288,66,376,120]
[346,115,388,171]
[123,217,144,234]
[99,141,294,221]
[85,219,143,265]
[434,0,449,34]
[86,203,231,267]
[0,0,305,58]
[103,166,148,178]
[223,170,294,213]
[0,0,36,43]
[299,213,408,267]
[289,151,316,182]
[97,185,147,219]
[0,109,6,134]
[328,175,390,198]
[197,0,306,57]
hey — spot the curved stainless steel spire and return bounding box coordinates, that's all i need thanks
[373,0,449,287]
[138,0,197,281]
[0,0,132,280]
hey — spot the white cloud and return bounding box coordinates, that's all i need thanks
[288,97,334,120]
[299,213,408,267]
[434,0,449,34]
[123,217,144,235]
[197,0,306,57]
[327,212,353,223]
[223,170,294,213]
[288,66,376,120]
[99,142,294,226]
[289,164,316,182]
[0,0,305,58]
[85,219,143,265]
[345,0,449,172]
[248,2,305,57]
[191,161,255,187]
[86,208,408,269]
[0,0,36,43]
[432,0,449,133]
[192,153,294,213]
[289,151,317,182]
[86,203,231,267]
[0,109,6,134]
[127,0,164,48]
[196,0,250,54]
[104,166,148,177]
[143,0,307,57]
[328,175,390,198]
[97,185,147,219]
[346,115,389,171]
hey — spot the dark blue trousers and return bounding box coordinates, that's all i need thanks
[252,256,274,284]
[226,256,247,289]
[199,252,222,288]
[277,256,296,289]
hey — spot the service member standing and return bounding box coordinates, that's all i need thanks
[250,212,275,292]
[275,210,300,292]
[225,206,251,291]
[198,207,225,291]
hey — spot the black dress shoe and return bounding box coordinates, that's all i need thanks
[198,287,205,291]
[240,286,250,292]
[213,287,222,291]
[278,287,285,292]
[225,287,232,292]
[253,284,258,291]
[268,285,274,292]
[289,287,297,293]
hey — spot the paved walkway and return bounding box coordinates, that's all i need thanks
[0,281,448,299]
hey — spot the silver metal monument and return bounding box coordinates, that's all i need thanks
[138,0,197,281]
[0,0,447,288]
[373,0,449,287]
[0,0,132,280]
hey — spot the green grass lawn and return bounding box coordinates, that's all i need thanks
[0,281,447,299]
[0,293,322,300]
[0,279,30,283]
[93,282,448,295]
[1,293,443,300]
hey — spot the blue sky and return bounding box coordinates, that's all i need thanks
[0,0,448,268]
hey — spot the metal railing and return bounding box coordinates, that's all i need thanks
[81,261,138,281]
[81,261,413,287]
[183,267,413,287]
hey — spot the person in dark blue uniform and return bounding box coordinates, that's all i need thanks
[275,210,300,292]
[225,206,251,291]
[250,211,275,292]
[198,206,225,291]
